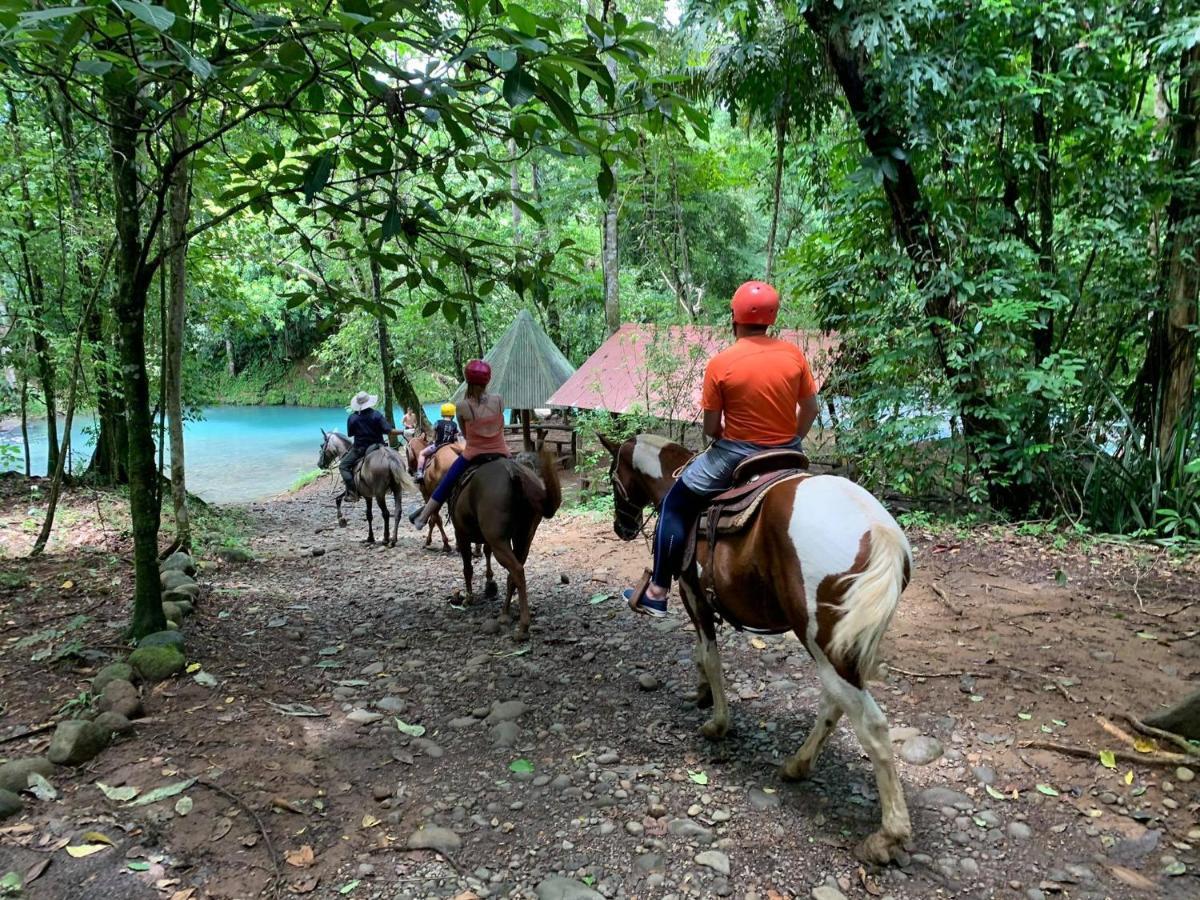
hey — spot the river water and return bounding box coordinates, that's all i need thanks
[0,404,453,505]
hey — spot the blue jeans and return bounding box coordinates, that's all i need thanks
[431,454,469,503]
[652,437,804,591]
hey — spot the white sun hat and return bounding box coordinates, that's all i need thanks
[350,391,379,412]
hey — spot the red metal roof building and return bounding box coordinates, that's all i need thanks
[547,324,839,423]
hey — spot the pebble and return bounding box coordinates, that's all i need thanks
[626,820,644,836]
[534,876,604,900]
[695,850,730,875]
[491,721,520,747]
[900,735,945,765]
[635,853,665,873]
[0,789,22,821]
[375,696,407,714]
[1007,822,1033,841]
[1175,766,1195,783]
[811,888,847,900]
[450,716,478,729]
[972,765,997,785]
[406,824,461,853]
[638,674,659,691]
[917,787,973,810]
[668,818,714,841]
[486,700,527,724]
[596,751,619,765]
[748,788,780,811]
[346,709,383,725]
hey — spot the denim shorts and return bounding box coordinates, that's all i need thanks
[679,437,805,496]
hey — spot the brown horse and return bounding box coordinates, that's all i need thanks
[450,451,561,640]
[600,432,912,864]
[318,431,411,547]
[405,433,457,552]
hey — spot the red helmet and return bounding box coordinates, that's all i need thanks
[731,281,780,326]
[465,359,491,386]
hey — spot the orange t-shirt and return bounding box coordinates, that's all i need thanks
[700,336,818,445]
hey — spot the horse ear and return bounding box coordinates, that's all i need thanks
[321,428,327,439]
[596,432,621,456]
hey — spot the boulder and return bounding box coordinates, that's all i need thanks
[406,825,462,853]
[217,546,253,563]
[160,570,197,592]
[137,630,185,651]
[160,551,196,576]
[47,720,110,766]
[0,757,55,794]
[92,662,135,694]
[93,711,135,737]
[96,679,143,720]
[534,877,604,900]
[0,788,22,821]
[162,588,198,607]
[129,644,185,682]
[161,601,190,623]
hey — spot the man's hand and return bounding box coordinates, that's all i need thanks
[702,408,723,441]
[796,394,820,441]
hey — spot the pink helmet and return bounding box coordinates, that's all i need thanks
[465,359,491,386]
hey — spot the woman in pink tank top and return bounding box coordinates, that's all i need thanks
[411,359,509,528]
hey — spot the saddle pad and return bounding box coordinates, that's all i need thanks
[705,470,811,533]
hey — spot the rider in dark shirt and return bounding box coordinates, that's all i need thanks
[341,391,402,498]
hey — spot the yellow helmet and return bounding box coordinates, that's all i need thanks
[440,403,456,417]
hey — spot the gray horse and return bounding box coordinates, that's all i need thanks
[318,430,411,546]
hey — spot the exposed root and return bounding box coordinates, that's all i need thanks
[1117,713,1200,758]
[1018,739,1191,767]
[197,778,281,899]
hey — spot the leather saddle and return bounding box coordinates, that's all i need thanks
[448,453,511,512]
[681,448,811,576]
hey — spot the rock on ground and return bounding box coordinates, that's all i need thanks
[900,734,945,765]
[0,788,23,820]
[405,824,461,853]
[160,570,197,591]
[695,850,731,875]
[93,711,135,736]
[534,877,604,900]
[128,644,186,682]
[0,757,55,793]
[137,629,186,651]
[92,662,135,694]
[160,551,196,575]
[97,679,143,720]
[47,720,111,766]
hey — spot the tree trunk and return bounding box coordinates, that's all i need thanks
[510,137,522,233]
[225,336,236,376]
[601,0,620,335]
[531,159,562,350]
[372,257,397,444]
[107,79,164,639]
[165,95,192,552]
[1031,35,1055,370]
[1139,45,1200,453]
[765,112,786,281]
[6,90,58,476]
[520,408,533,452]
[1143,689,1200,742]
[19,366,30,478]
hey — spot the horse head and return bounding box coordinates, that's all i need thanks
[599,433,651,541]
[317,430,340,470]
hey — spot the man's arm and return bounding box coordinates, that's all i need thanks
[796,394,820,441]
[703,409,723,441]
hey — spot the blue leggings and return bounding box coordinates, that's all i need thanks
[652,480,709,591]
[431,454,469,503]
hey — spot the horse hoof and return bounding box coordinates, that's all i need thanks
[700,718,729,741]
[855,830,908,866]
[364,538,375,545]
[484,581,499,600]
[338,518,347,527]
[514,628,529,643]
[695,687,714,710]
[781,758,813,782]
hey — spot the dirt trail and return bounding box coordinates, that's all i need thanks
[2,473,1199,899]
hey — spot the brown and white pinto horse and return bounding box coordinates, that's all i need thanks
[600,432,913,864]
[405,433,460,552]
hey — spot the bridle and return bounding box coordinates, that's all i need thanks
[608,446,659,548]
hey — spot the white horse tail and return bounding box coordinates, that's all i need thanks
[828,523,910,679]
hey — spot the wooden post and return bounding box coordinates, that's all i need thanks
[520,409,533,452]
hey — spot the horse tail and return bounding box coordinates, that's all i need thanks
[388,450,415,491]
[537,450,561,518]
[828,523,910,679]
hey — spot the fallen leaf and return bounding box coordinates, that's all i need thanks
[1133,737,1156,753]
[687,770,709,785]
[210,817,233,842]
[126,779,195,807]
[0,872,21,893]
[750,637,767,650]
[857,865,883,896]
[174,796,193,816]
[26,772,57,801]
[240,834,259,848]
[339,880,362,895]
[186,662,202,674]
[1052,719,1068,727]
[394,718,425,737]
[360,814,380,829]
[23,859,49,884]
[127,861,151,872]
[1017,712,1032,720]
[1107,866,1156,891]
[80,831,115,846]
[97,782,139,802]
[1136,631,1156,640]
[66,844,109,858]
[969,694,983,702]
[1124,770,1135,785]
[285,845,315,868]
[985,785,1007,800]
[272,797,305,814]
[508,759,534,774]
[193,672,218,687]
[168,891,196,900]
[61,580,74,590]
[1099,750,1117,769]
[1036,784,1060,797]
[588,592,611,605]
[266,701,326,718]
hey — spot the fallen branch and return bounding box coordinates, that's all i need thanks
[1141,600,1198,620]
[0,723,55,745]
[1118,713,1200,758]
[930,583,962,617]
[1018,739,1191,767]
[1001,664,1082,703]
[1096,715,1139,747]
[885,665,987,679]
[196,778,280,899]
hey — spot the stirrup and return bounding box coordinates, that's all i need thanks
[624,569,667,618]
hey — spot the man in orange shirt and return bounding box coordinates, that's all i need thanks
[626,281,821,617]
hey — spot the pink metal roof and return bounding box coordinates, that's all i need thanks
[547,324,839,422]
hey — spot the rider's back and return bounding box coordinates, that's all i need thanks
[701,336,816,446]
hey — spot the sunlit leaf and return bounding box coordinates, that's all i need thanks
[1099,750,1116,769]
